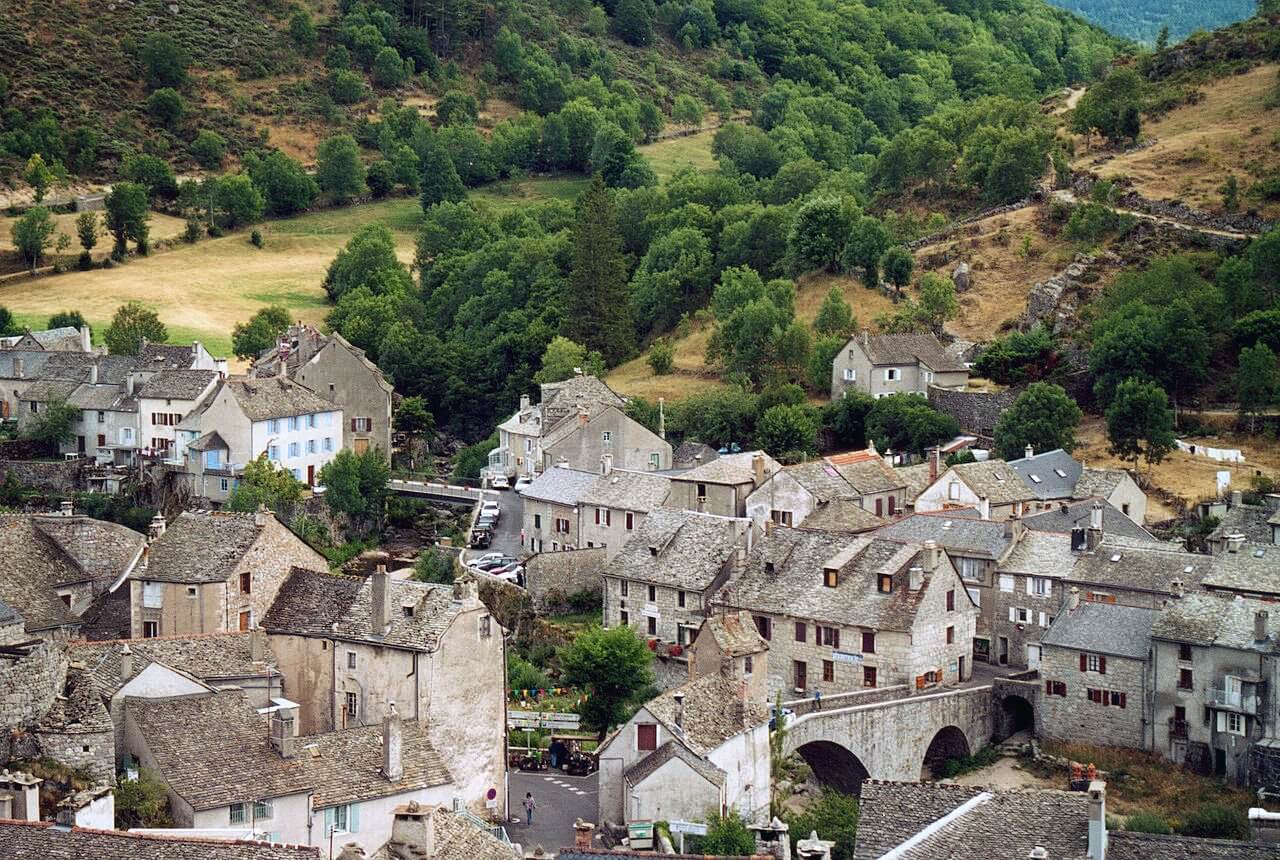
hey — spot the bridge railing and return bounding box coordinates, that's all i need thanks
[782,685,911,717]
[387,478,487,503]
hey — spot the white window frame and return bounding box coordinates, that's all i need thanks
[884,368,900,382]
[253,799,274,821]
[966,587,981,607]
[1227,712,1245,736]
[948,481,960,501]
[843,368,856,381]
[999,575,1014,593]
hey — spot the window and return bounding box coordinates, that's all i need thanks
[329,803,355,834]
[863,666,877,687]
[878,574,893,593]
[403,605,415,618]
[292,468,302,481]
[946,589,955,611]
[1179,643,1192,661]
[818,625,840,648]
[677,590,686,608]
[1030,577,1050,597]
[306,439,316,454]
[1081,653,1106,674]
[948,482,960,501]
[625,511,635,530]
[1179,668,1194,690]
[480,613,492,637]
[220,478,229,492]
[861,630,876,654]
[186,586,197,598]
[534,514,543,530]
[555,517,570,534]
[647,616,656,635]
[744,655,753,674]
[620,580,628,597]
[347,652,357,670]
[824,568,839,588]
[268,445,279,461]
[754,615,772,641]
[875,497,884,517]
[97,434,106,448]
[307,414,317,429]
[647,584,656,602]
[946,626,955,644]
[1045,680,1067,697]
[620,610,629,626]
[239,610,252,631]
[143,620,159,638]
[958,557,982,582]
[1010,607,1029,624]
[1086,689,1126,708]
[601,431,612,444]
[1227,712,1245,736]
[323,437,334,452]
[288,442,299,458]
[795,622,807,643]
[823,660,834,683]
[772,509,794,527]
[843,368,855,381]
[637,723,657,751]
[240,572,252,594]
[649,453,661,469]
[696,482,707,499]
[352,417,373,433]
[345,692,358,717]
[885,368,899,382]
[999,575,1014,593]
[1087,591,1117,604]
[230,803,246,825]
[267,419,279,434]
[967,587,982,606]
[604,509,611,527]
[793,660,807,692]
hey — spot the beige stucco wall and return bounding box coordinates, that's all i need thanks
[668,479,751,518]
[542,408,671,474]
[294,338,394,456]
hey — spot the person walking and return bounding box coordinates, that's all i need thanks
[813,688,822,711]
[523,792,536,827]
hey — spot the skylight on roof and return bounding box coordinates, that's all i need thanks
[1184,565,1194,573]
[1030,474,1042,483]
[1256,548,1267,558]
[1054,469,1067,478]
[1110,554,1121,563]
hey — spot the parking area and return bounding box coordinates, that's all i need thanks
[509,769,598,853]
[465,489,524,564]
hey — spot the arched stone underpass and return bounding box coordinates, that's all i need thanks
[794,740,871,795]
[998,693,1035,740]
[921,725,972,779]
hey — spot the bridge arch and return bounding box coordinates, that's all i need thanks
[794,740,870,795]
[921,725,972,779]
[997,693,1035,740]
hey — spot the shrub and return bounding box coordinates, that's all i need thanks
[329,69,366,105]
[373,47,408,88]
[648,337,675,374]
[145,88,185,127]
[1125,812,1172,834]
[183,218,202,244]
[250,229,263,248]
[139,32,189,89]
[189,130,227,170]
[77,250,93,270]
[1179,805,1248,840]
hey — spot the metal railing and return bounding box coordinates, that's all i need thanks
[1168,718,1188,739]
[1208,686,1258,714]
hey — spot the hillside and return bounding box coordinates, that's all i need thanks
[1046,0,1254,44]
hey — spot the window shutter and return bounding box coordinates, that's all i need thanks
[350,418,357,431]
[1039,612,1047,628]
[1079,653,1087,672]
[1118,692,1127,709]
[350,803,360,833]
[1026,578,1034,596]
[1099,656,1106,675]
[1009,607,1016,622]
[833,629,840,649]
[1217,711,1226,732]
[594,508,600,525]
[1046,680,1053,694]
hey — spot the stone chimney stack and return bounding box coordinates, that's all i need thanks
[14,357,23,379]
[658,396,665,440]
[383,702,404,781]
[79,326,91,353]
[390,801,433,855]
[797,830,836,860]
[908,564,924,591]
[1227,533,1246,553]
[372,565,391,636]
[1090,501,1104,531]
[119,644,133,684]
[270,706,297,759]
[977,495,991,521]
[1025,444,1034,460]
[1257,610,1270,643]
[752,453,765,487]
[191,341,201,360]
[1069,586,1081,612]
[253,504,268,528]
[0,793,11,820]
[126,374,135,396]
[148,513,166,540]
[673,691,685,732]
[250,625,265,662]
[1087,781,1107,860]
[89,363,98,385]
[1170,579,1184,599]
[574,819,595,849]
[60,500,73,517]
[0,770,43,821]
[1232,490,1244,508]
[520,394,531,413]
[929,446,941,483]
[923,539,940,573]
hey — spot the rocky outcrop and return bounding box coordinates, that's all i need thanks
[1022,253,1106,335]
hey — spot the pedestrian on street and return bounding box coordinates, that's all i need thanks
[523,792,536,826]
[520,528,527,547]
[814,689,822,711]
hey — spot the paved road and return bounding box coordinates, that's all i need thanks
[463,489,525,563]
[509,770,598,854]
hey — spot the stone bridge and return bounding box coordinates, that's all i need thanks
[781,675,1040,794]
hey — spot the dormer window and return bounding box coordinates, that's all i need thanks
[948,482,960,500]
[764,560,776,574]
[878,574,893,593]
[823,568,839,588]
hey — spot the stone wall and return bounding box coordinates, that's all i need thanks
[0,458,85,492]
[35,725,114,785]
[0,631,68,729]
[927,385,1022,437]
[1038,646,1147,748]
[525,548,606,612]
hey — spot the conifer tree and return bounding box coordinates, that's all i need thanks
[565,174,633,365]
[417,132,466,210]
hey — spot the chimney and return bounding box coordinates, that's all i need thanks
[119,644,133,683]
[862,330,869,348]
[908,564,924,591]
[1170,579,1184,599]
[1231,490,1244,508]
[923,539,940,573]
[60,500,74,517]
[1025,444,1034,460]
[0,793,11,820]
[601,453,613,476]
[1257,610,1270,643]
[574,819,595,849]
[578,405,589,427]
[250,625,265,662]
[452,576,477,604]
[1069,586,1081,612]
[191,341,201,360]
[1087,781,1107,860]
[556,456,569,469]
[79,326,91,352]
[55,802,76,829]
[270,706,297,759]
[335,845,366,860]
[658,396,666,440]
[89,363,98,385]
[126,374,135,396]
[0,770,43,821]
[253,504,268,528]
[14,357,23,378]
[148,513,166,540]
[929,446,941,483]
[1227,533,1246,553]
[673,691,685,731]
[140,336,149,352]
[752,453,765,487]
[520,394,530,413]
[276,354,286,378]
[372,565,391,636]
[383,701,404,780]
[1090,501,1104,532]
[390,800,433,855]
[1071,526,1086,552]
[977,495,990,520]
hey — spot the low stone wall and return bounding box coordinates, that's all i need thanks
[35,725,114,785]
[0,459,86,492]
[525,548,606,613]
[928,385,1022,437]
[784,684,911,716]
[0,634,68,729]
[906,199,1036,250]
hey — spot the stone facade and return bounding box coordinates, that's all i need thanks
[604,560,737,647]
[0,624,68,729]
[0,459,85,492]
[522,496,584,553]
[988,571,1061,670]
[524,548,605,612]
[1039,645,1149,749]
[926,385,1021,437]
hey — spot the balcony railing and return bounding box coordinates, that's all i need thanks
[1168,718,1188,739]
[1208,686,1258,715]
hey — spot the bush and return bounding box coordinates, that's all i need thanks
[373,47,407,88]
[183,218,202,243]
[145,87,185,128]
[250,229,263,248]
[329,69,366,105]
[189,130,227,170]
[648,337,675,374]
[77,250,93,270]
[1125,812,1172,834]
[412,548,457,584]
[1179,805,1248,840]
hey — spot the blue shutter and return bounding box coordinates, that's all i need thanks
[349,803,360,834]
[323,806,335,835]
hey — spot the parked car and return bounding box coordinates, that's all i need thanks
[480,500,501,521]
[491,474,510,490]
[468,528,492,549]
[491,562,524,584]
[514,476,533,491]
[470,551,508,565]
[469,556,517,573]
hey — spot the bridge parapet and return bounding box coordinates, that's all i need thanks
[782,685,910,717]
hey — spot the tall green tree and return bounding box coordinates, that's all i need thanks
[1237,342,1280,434]
[612,0,654,46]
[139,32,190,89]
[316,134,366,204]
[231,305,291,360]
[813,286,856,339]
[48,310,87,331]
[841,216,891,285]
[10,206,56,274]
[23,400,78,447]
[565,175,633,364]
[227,454,304,514]
[992,383,1084,461]
[23,154,54,203]
[417,132,466,209]
[755,403,819,457]
[318,447,391,533]
[788,196,858,274]
[103,182,151,257]
[1106,378,1176,470]
[559,625,655,738]
[103,301,167,356]
[881,246,915,295]
[533,336,605,384]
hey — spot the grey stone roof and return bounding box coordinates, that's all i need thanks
[540,374,624,417]
[262,568,464,652]
[137,369,219,401]
[643,673,769,756]
[624,738,726,788]
[137,341,200,369]
[1110,831,1280,858]
[874,511,1009,560]
[1207,502,1276,546]
[38,666,113,734]
[0,821,320,859]
[0,598,20,626]
[1151,591,1280,649]
[1073,466,1130,500]
[1042,601,1158,660]
[1007,448,1082,500]
[896,463,935,503]
[999,531,1075,578]
[0,514,85,631]
[602,508,746,591]
[1022,499,1157,542]
[70,632,279,700]
[224,375,337,421]
[854,781,1092,860]
[1067,535,1206,597]
[32,513,145,588]
[66,382,134,412]
[19,377,80,403]
[700,610,769,656]
[674,451,780,486]
[138,511,266,584]
[672,441,719,470]
[370,805,520,860]
[946,460,1038,505]
[827,449,907,495]
[799,499,886,533]
[187,430,229,452]
[76,587,131,641]
[24,326,82,350]
[782,460,863,503]
[127,690,451,811]
[722,529,941,632]
[1202,545,1280,597]
[519,465,599,506]
[848,331,967,372]
[580,469,671,511]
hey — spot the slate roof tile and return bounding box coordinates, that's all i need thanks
[138,511,265,584]
[0,515,85,631]
[1006,448,1083,500]
[624,738,726,788]
[1152,591,1280,651]
[518,466,599,506]
[70,631,279,700]
[1022,499,1157,542]
[850,332,967,372]
[1042,601,1159,660]
[31,514,145,588]
[137,369,220,400]
[946,461,1038,505]
[580,469,671,511]
[224,376,337,421]
[603,508,747,591]
[875,511,1009,560]
[643,673,769,756]
[1067,535,1206,596]
[0,820,320,859]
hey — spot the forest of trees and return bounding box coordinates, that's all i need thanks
[1045,0,1256,44]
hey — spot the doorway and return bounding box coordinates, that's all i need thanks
[307,464,315,486]
[998,636,1009,666]
[1026,644,1041,669]
[354,437,369,455]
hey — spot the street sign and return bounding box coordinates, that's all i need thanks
[832,650,863,665]
[508,711,581,730]
[668,820,708,836]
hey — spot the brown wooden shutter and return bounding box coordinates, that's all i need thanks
[1099,656,1107,675]
[350,418,357,431]
[832,628,840,649]
[1079,653,1087,671]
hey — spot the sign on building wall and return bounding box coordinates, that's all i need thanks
[832,651,863,664]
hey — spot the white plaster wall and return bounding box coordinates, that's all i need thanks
[315,784,454,859]
[708,724,771,820]
[915,473,983,514]
[253,411,343,484]
[193,793,311,847]
[74,792,115,830]
[628,758,722,824]
[1107,476,1148,526]
[598,705,672,823]
[139,395,209,459]
[744,473,816,535]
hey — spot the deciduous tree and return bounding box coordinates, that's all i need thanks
[103,301,167,356]
[559,625,655,738]
[992,383,1083,461]
[10,206,55,274]
[316,134,366,204]
[231,305,291,360]
[1106,377,1176,470]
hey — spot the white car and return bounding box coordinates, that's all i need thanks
[514,476,533,491]
[480,501,501,522]
[490,474,510,490]
[469,551,507,565]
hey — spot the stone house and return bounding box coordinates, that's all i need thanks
[519,464,600,553]
[596,668,770,826]
[830,331,968,400]
[136,339,227,374]
[136,369,221,463]
[577,465,671,560]
[123,688,455,858]
[1202,492,1280,553]
[668,451,781,519]
[1007,447,1147,526]
[602,508,750,646]
[991,530,1076,671]
[1200,543,1280,600]
[1151,591,1280,786]
[1073,466,1148,527]
[129,510,327,638]
[0,600,69,733]
[687,611,770,705]
[0,819,322,859]
[1064,533,1208,609]
[362,802,521,860]
[744,448,901,535]
[717,529,978,698]
[33,666,116,784]
[914,460,1037,520]
[262,571,506,816]
[0,325,92,353]
[1022,498,1157,542]
[178,375,344,491]
[1039,593,1158,749]
[252,326,394,457]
